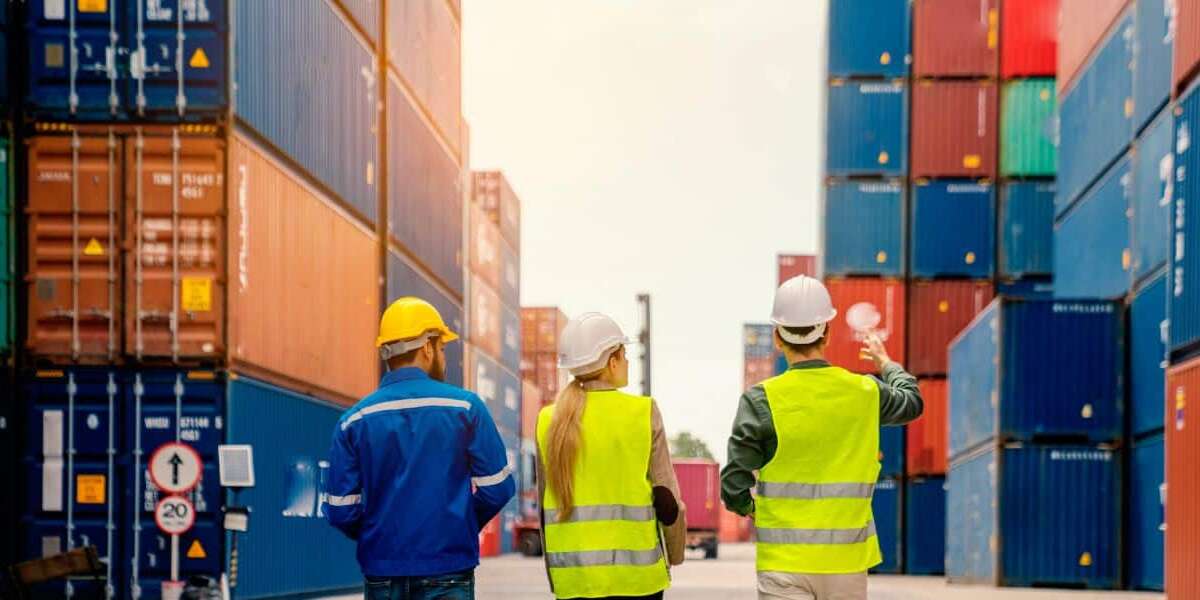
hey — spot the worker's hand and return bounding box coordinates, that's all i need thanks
[859,334,891,371]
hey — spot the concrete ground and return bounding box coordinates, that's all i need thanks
[325,543,1164,600]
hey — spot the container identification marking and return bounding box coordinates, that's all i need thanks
[76,474,106,504]
[181,277,213,312]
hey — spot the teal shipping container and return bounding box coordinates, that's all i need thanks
[1000,79,1057,177]
[0,131,10,355]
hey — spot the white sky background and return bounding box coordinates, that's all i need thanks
[464,1,828,463]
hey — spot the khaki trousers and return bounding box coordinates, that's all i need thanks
[757,571,868,600]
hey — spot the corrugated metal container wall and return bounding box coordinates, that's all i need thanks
[1057,12,1135,215]
[235,0,378,225]
[501,305,521,375]
[389,74,464,296]
[999,181,1055,279]
[1171,89,1200,355]
[25,0,227,119]
[870,477,903,574]
[907,281,994,376]
[825,81,908,177]
[743,323,775,359]
[0,134,11,354]
[226,376,361,597]
[500,240,519,308]
[908,378,948,475]
[0,371,12,570]
[1000,79,1057,177]
[948,444,1121,588]
[905,476,946,575]
[1132,109,1174,283]
[469,203,502,291]
[338,0,379,45]
[910,181,996,278]
[1130,274,1168,437]
[1058,0,1133,93]
[1135,0,1174,134]
[1000,0,1059,78]
[387,251,465,387]
[823,180,905,277]
[470,276,502,361]
[473,171,521,249]
[387,0,462,156]
[1166,357,1200,596]
[880,425,906,477]
[0,5,7,108]
[913,0,998,77]
[948,300,1124,458]
[522,307,567,353]
[826,0,910,78]
[1053,157,1132,299]
[674,460,719,531]
[227,133,379,403]
[1175,0,1200,94]
[467,348,520,433]
[823,278,907,373]
[777,254,817,284]
[911,81,998,178]
[1130,433,1165,591]
[497,363,522,435]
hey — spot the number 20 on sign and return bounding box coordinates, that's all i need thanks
[155,495,196,536]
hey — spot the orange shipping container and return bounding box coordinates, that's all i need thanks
[718,508,752,543]
[469,203,501,290]
[520,381,543,440]
[823,277,907,373]
[907,378,948,475]
[226,133,380,402]
[521,307,568,353]
[470,276,502,359]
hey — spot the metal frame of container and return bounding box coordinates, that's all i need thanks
[870,475,904,574]
[1053,155,1133,300]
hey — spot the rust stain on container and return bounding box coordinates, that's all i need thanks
[823,277,907,373]
[912,80,999,178]
[1167,356,1200,596]
[1058,0,1131,93]
[908,378,948,475]
[907,279,995,376]
[226,132,380,403]
[913,0,1000,77]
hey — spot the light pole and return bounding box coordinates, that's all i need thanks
[636,293,651,396]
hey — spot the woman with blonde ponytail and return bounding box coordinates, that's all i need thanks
[535,312,686,600]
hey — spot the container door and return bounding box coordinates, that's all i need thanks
[25,0,122,118]
[26,131,122,362]
[123,128,225,361]
[124,0,227,118]
[1,133,12,354]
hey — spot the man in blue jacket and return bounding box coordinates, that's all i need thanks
[326,297,516,600]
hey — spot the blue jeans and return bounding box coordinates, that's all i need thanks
[365,570,475,600]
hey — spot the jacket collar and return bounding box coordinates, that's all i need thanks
[381,367,431,386]
[789,359,831,370]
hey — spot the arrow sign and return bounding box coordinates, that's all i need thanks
[149,442,202,495]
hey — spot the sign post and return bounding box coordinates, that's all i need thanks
[149,442,203,599]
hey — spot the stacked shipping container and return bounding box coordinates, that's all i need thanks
[515,306,567,554]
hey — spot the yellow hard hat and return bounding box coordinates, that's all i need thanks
[376,297,459,357]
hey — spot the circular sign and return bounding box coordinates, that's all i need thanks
[149,442,203,494]
[154,495,196,535]
[845,302,882,334]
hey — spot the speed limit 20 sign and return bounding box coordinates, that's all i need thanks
[155,495,196,535]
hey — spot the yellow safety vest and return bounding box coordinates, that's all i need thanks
[756,366,883,574]
[536,390,670,599]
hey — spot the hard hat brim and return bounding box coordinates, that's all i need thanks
[770,308,839,329]
[376,327,460,348]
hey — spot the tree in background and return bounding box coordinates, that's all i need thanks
[670,431,714,460]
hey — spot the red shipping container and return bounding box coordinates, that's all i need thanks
[777,254,817,285]
[744,356,775,389]
[520,380,544,440]
[479,516,501,557]
[907,378,948,475]
[1177,0,1200,95]
[824,278,907,374]
[469,203,501,291]
[913,0,999,77]
[1001,0,1059,78]
[470,276,502,359]
[673,459,720,531]
[906,280,995,376]
[535,352,562,400]
[1167,356,1200,597]
[718,508,752,543]
[522,307,568,353]
[473,170,521,248]
[1058,0,1131,92]
[912,80,999,178]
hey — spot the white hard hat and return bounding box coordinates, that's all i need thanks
[771,275,838,345]
[558,312,633,375]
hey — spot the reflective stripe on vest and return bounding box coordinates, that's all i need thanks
[756,366,883,574]
[536,390,670,599]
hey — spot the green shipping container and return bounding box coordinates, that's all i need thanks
[1000,79,1057,177]
[1,131,10,355]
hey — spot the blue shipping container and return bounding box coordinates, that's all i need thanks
[1132,109,1174,283]
[0,370,14,568]
[1134,0,1174,136]
[236,0,379,225]
[911,180,995,279]
[948,444,1121,588]
[880,425,904,478]
[501,304,521,375]
[1171,86,1200,355]
[470,349,521,435]
[337,0,380,46]
[870,476,902,574]
[744,323,775,360]
[25,0,227,119]
[826,81,908,176]
[1054,156,1132,300]
[388,250,465,388]
[500,239,520,308]
[823,179,905,277]
[388,73,465,297]
[905,476,946,576]
[0,6,8,108]
[827,0,910,78]
[999,181,1054,280]
[1129,434,1165,591]
[995,278,1054,299]
[949,299,1124,458]
[1130,274,1168,437]
[1057,11,1135,216]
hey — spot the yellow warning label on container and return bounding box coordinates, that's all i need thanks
[83,238,104,256]
[963,155,982,169]
[1079,552,1093,567]
[76,474,105,504]
[875,251,888,264]
[1178,387,1187,410]
[879,52,891,66]
[1122,249,1132,270]
[938,301,950,313]
[1125,98,1135,118]
[189,48,210,69]
[965,252,977,265]
[187,539,207,559]
[877,151,890,165]
[181,276,213,312]
[78,0,107,13]
[987,30,998,49]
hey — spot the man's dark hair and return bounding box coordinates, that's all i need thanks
[776,325,828,355]
[385,347,424,371]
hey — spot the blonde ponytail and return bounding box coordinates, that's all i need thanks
[545,379,588,522]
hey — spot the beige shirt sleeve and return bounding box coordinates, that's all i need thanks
[650,400,687,566]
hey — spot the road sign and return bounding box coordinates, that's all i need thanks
[149,442,203,494]
[155,495,196,535]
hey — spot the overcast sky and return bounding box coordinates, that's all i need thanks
[464,1,828,463]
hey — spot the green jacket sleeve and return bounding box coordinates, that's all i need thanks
[875,361,924,425]
[720,385,775,516]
